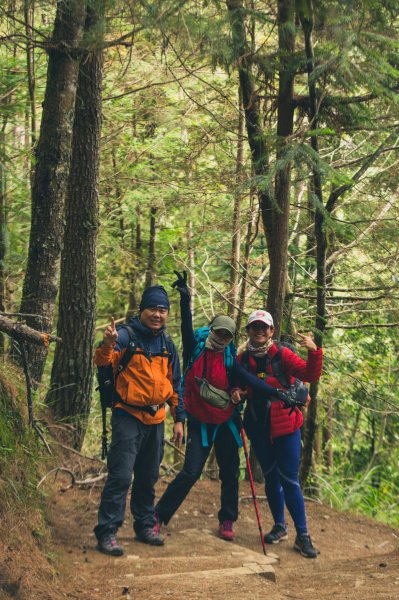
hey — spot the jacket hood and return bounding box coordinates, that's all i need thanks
[128,315,166,338]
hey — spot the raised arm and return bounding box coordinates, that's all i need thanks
[171,271,195,368]
[281,334,323,382]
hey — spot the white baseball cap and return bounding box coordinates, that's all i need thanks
[246,310,274,328]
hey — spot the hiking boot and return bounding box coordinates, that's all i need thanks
[135,527,164,546]
[264,523,288,544]
[294,533,317,558]
[96,534,124,557]
[218,520,235,541]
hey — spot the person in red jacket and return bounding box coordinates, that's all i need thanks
[154,274,289,542]
[234,309,323,558]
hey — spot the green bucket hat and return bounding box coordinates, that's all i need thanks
[211,315,236,336]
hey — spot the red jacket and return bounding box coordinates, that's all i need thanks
[237,343,323,439]
[184,349,235,425]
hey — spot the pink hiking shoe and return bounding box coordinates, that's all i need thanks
[218,520,235,541]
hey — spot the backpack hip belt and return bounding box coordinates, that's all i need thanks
[114,396,165,417]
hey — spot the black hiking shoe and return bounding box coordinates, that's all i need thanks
[294,533,318,558]
[96,534,124,556]
[264,523,288,544]
[135,527,164,546]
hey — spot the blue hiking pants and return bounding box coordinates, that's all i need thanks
[94,411,164,540]
[244,417,308,535]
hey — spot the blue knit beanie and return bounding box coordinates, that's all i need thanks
[139,285,170,312]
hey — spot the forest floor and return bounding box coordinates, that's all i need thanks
[9,468,397,600]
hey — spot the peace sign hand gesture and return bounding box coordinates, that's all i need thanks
[171,270,190,297]
[104,317,118,347]
[297,332,317,352]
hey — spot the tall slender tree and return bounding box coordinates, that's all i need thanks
[228,88,245,319]
[226,0,296,336]
[46,1,104,448]
[18,0,86,384]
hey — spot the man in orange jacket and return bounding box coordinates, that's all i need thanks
[94,285,184,556]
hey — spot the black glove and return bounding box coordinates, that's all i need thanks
[171,270,190,297]
[274,388,296,415]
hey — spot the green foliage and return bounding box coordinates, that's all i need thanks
[1,0,398,528]
[315,465,399,527]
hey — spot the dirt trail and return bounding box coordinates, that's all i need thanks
[44,477,399,600]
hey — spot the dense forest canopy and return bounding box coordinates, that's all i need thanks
[0,0,398,524]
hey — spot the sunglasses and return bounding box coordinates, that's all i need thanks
[249,322,271,331]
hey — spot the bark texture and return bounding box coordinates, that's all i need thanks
[297,0,326,486]
[228,88,245,318]
[227,0,295,337]
[46,3,102,449]
[0,315,57,347]
[267,0,295,335]
[19,0,86,384]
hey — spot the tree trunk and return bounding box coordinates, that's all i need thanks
[144,206,157,288]
[226,0,295,337]
[297,0,326,486]
[228,87,245,318]
[236,190,257,335]
[24,0,36,147]
[18,0,86,384]
[322,399,334,470]
[111,146,125,240]
[127,206,143,317]
[187,219,196,317]
[267,0,295,336]
[347,404,362,462]
[46,3,102,449]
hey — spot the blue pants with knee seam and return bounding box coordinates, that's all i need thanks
[244,417,307,536]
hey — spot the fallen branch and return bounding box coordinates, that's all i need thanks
[160,462,180,477]
[164,438,186,457]
[326,322,399,330]
[239,495,267,502]
[37,467,107,490]
[0,314,60,346]
[37,467,75,489]
[51,440,105,464]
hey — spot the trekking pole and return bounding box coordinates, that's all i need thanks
[238,415,267,556]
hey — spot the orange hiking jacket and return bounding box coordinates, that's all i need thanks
[95,318,183,425]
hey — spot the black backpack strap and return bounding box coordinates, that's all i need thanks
[161,331,174,365]
[99,324,138,460]
[241,350,250,373]
[114,325,138,379]
[241,351,271,426]
[271,345,290,389]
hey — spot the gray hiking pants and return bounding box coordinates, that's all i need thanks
[94,411,164,540]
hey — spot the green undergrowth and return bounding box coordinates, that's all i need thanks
[308,465,399,529]
[0,361,62,599]
[0,360,51,546]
